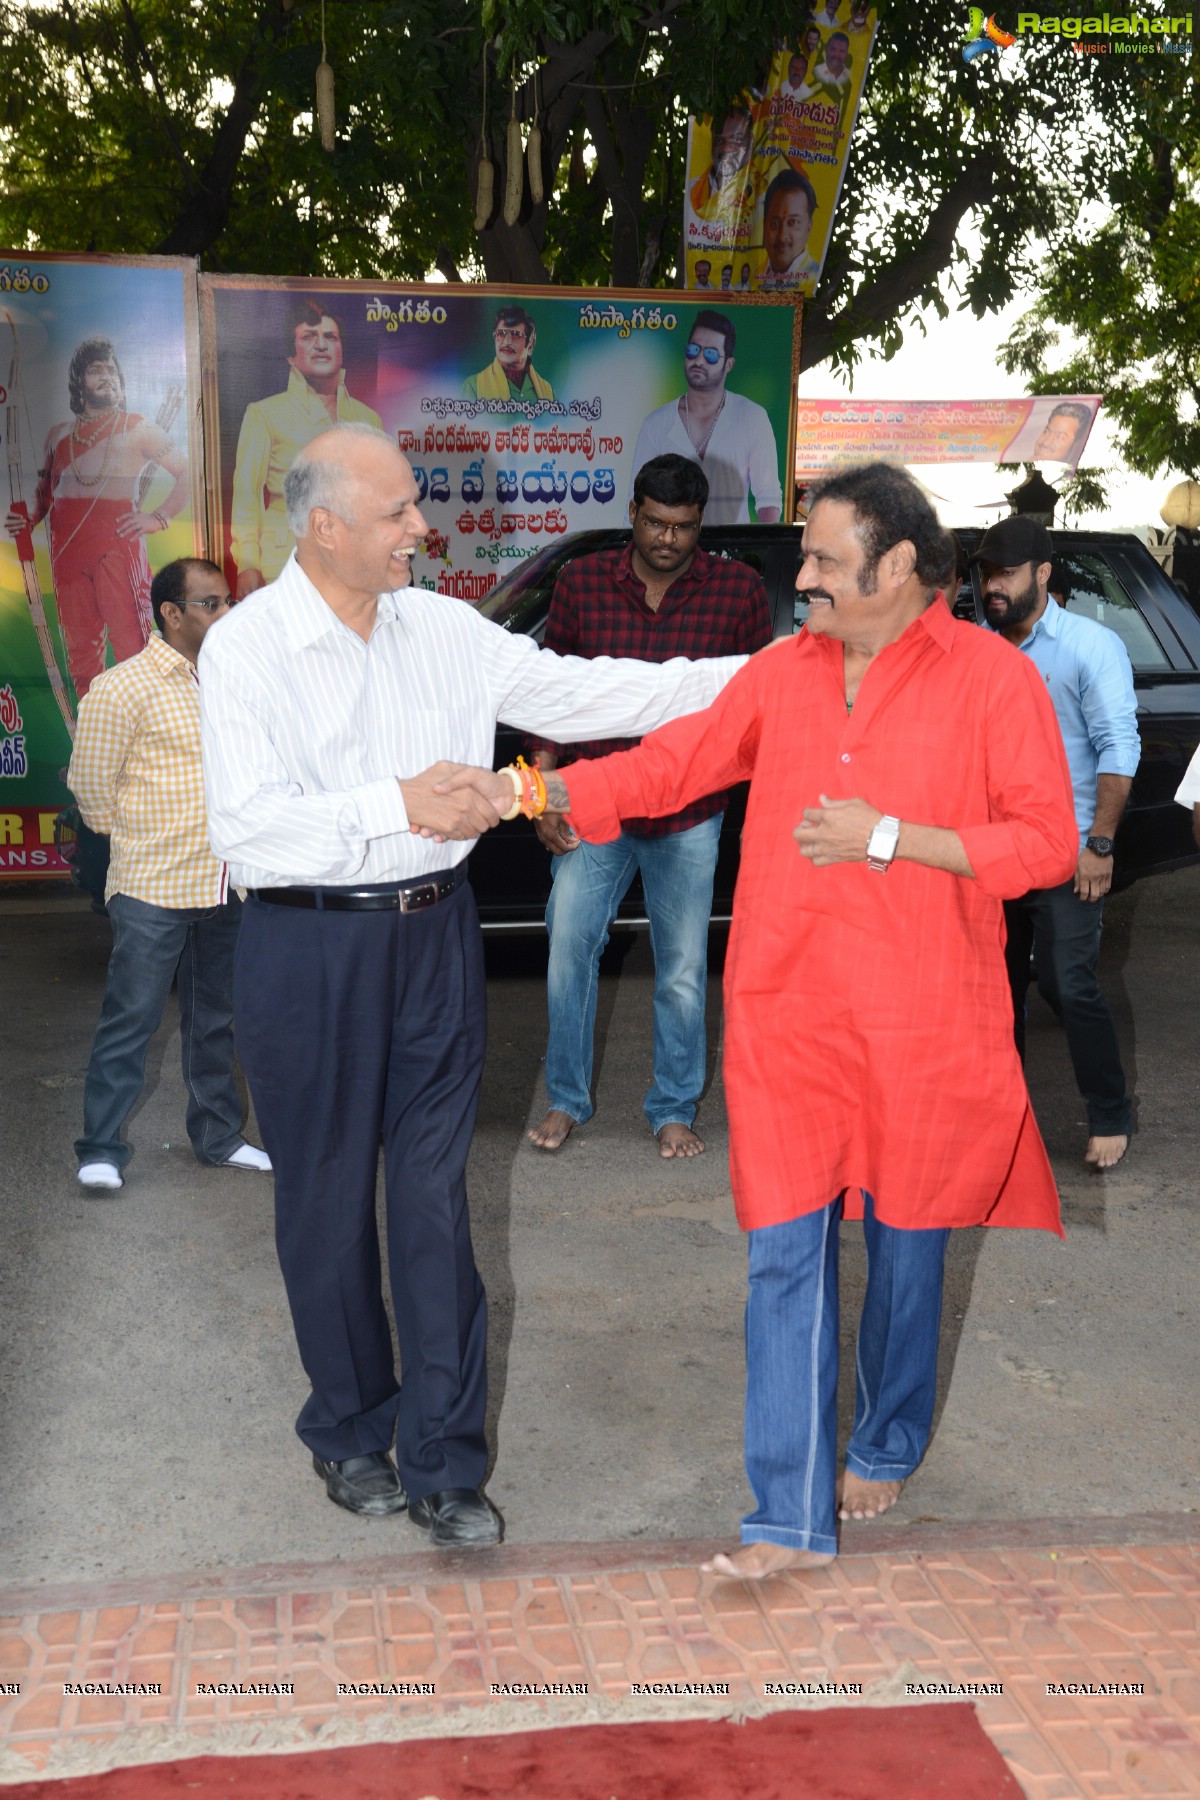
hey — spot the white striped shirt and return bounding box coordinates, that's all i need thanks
[199,553,745,890]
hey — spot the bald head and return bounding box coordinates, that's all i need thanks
[284,424,428,612]
[285,423,398,537]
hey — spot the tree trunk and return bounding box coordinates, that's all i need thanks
[154,0,298,258]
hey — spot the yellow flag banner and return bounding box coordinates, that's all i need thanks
[683,6,877,298]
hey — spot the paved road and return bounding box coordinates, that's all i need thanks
[0,870,1196,1590]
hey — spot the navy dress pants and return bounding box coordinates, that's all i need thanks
[233,883,489,1504]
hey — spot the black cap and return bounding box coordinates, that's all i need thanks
[969,516,1053,567]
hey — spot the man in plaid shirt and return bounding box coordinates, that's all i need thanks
[68,558,272,1192]
[527,454,772,1157]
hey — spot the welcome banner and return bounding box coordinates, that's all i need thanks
[0,252,203,877]
[200,279,800,603]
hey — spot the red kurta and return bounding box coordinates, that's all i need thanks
[562,604,1079,1237]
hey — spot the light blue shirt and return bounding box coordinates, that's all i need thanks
[1005,601,1140,847]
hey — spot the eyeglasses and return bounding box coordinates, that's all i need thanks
[685,343,724,365]
[494,327,528,342]
[177,597,232,614]
[639,516,702,539]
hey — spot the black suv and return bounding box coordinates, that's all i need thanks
[468,525,1200,928]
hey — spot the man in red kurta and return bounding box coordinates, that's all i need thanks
[472,465,1078,1579]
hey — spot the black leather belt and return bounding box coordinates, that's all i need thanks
[252,866,466,913]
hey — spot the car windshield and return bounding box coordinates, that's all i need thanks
[476,544,576,633]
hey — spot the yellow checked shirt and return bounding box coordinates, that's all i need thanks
[68,633,228,909]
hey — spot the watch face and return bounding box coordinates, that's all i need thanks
[866,816,900,867]
[1087,836,1114,856]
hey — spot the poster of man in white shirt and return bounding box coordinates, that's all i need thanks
[627,312,783,525]
[758,169,822,290]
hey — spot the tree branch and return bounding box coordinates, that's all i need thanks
[118,0,197,193]
[155,0,297,257]
[801,154,998,371]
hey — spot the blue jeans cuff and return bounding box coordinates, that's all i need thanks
[740,1524,838,1556]
[843,1453,917,1481]
[647,1111,697,1134]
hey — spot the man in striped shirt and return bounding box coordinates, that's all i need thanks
[199,424,745,1546]
[69,558,272,1193]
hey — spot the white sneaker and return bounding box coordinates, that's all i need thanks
[78,1161,123,1191]
[223,1142,273,1173]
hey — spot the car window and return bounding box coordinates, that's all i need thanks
[950,580,977,622]
[475,543,574,635]
[702,536,768,580]
[1058,553,1172,671]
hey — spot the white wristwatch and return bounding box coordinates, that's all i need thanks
[866,814,901,872]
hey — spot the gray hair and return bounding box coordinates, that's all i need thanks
[284,422,393,536]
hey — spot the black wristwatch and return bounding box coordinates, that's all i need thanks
[1085,835,1114,857]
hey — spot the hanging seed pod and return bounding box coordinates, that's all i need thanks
[503,107,523,226]
[316,60,336,151]
[474,154,495,230]
[526,123,543,205]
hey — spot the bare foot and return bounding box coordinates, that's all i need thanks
[657,1122,705,1159]
[837,1470,904,1521]
[701,1542,834,1581]
[527,1110,577,1151]
[1085,1133,1128,1171]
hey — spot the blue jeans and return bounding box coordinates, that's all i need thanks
[742,1193,949,1555]
[75,892,245,1172]
[543,814,721,1134]
[1004,879,1132,1136]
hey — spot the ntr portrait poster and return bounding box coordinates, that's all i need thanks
[200,277,800,605]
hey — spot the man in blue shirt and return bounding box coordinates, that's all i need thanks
[975,517,1140,1171]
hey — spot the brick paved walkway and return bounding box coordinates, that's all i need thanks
[1,1517,1197,1797]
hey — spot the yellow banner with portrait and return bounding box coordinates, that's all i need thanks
[683,4,876,298]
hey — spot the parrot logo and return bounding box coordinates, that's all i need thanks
[963,9,1017,60]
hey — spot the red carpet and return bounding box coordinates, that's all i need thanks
[4,1705,1025,1798]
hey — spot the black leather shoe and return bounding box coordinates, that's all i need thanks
[407,1487,502,1547]
[312,1451,407,1517]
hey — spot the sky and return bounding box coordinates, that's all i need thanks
[795,289,1181,540]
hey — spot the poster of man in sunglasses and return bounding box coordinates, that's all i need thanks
[626,311,783,525]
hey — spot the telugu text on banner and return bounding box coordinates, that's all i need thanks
[200,279,799,604]
[794,396,1103,477]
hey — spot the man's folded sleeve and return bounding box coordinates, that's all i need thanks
[958,652,1080,897]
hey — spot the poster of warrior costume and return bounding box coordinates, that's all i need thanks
[200,278,799,602]
[0,252,203,876]
[683,4,877,296]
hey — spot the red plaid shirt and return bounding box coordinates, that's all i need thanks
[529,542,771,837]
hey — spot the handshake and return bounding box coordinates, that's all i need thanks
[400,761,571,842]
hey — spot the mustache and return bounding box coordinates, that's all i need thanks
[800,587,833,604]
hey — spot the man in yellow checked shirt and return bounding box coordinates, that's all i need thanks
[69,558,272,1193]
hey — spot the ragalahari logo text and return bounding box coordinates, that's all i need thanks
[964,10,1195,59]
[963,10,1018,57]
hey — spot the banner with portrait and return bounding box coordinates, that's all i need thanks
[0,251,204,877]
[683,4,877,297]
[793,395,1103,478]
[199,279,800,603]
